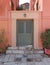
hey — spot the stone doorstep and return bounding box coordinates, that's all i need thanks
[6,50,44,54]
[8,47,18,50]
[6,50,24,54]
[6,50,12,54]
[8,46,32,50]
[8,47,26,50]
[7,47,44,54]
[33,49,44,54]
[6,50,33,54]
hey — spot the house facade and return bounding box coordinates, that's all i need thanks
[0,0,50,49]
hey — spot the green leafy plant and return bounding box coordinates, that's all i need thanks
[0,29,8,53]
[41,29,50,49]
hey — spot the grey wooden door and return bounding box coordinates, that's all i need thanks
[17,20,33,47]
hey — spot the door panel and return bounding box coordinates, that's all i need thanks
[17,20,33,47]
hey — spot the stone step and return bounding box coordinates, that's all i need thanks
[6,50,24,54]
[8,45,32,50]
[33,49,44,54]
[8,47,18,50]
[8,47,26,50]
[6,49,33,54]
[6,49,44,54]
[7,47,44,54]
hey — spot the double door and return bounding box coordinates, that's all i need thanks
[17,20,33,47]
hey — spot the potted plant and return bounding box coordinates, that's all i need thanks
[41,29,50,55]
[0,29,8,54]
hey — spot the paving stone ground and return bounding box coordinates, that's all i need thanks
[0,53,50,65]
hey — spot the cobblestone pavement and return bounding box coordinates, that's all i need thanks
[0,53,50,65]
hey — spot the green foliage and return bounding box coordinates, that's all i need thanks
[0,30,8,44]
[0,29,8,53]
[41,29,50,49]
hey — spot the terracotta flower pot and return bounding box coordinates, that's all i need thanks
[44,48,50,55]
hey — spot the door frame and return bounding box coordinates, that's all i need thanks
[16,19,34,47]
[12,18,39,49]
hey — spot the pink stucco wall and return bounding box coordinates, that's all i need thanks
[29,0,36,10]
[0,0,50,49]
[0,0,11,46]
[38,0,50,48]
[12,0,19,10]
[42,0,50,31]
